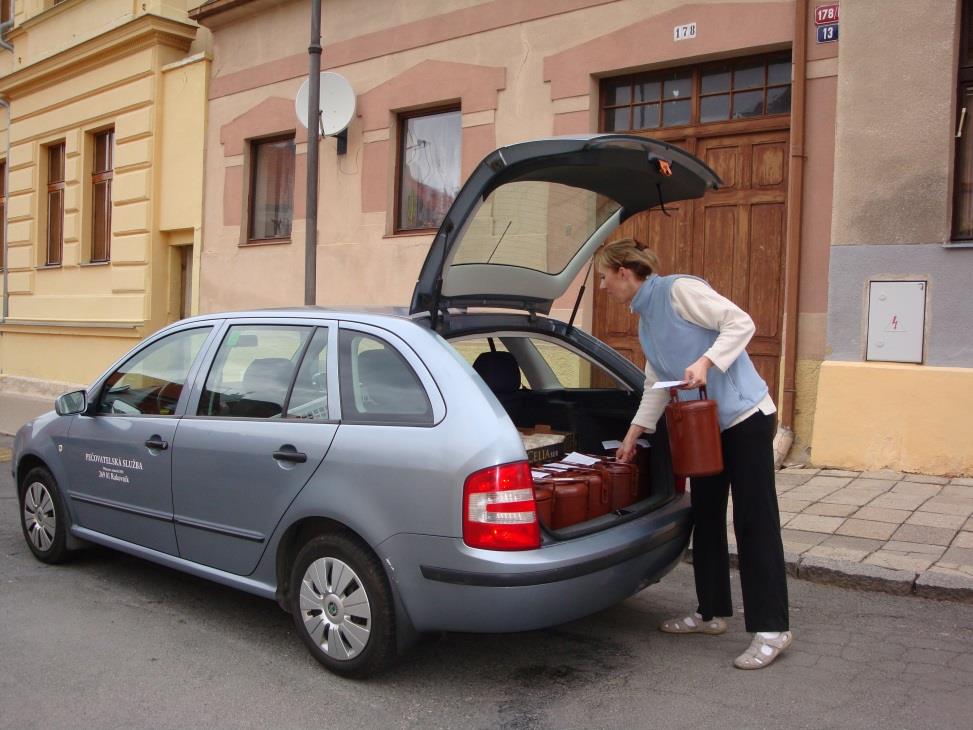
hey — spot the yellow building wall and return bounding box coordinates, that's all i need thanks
[0,2,208,390]
[811,361,973,477]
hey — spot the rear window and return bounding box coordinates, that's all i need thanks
[450,181,619,274]
[339,330,433,425]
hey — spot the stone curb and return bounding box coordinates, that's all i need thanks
[796,555,914,595]
[914,571,973,604]
[683,548,973,603]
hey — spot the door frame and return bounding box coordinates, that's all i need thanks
[593,56,793,405]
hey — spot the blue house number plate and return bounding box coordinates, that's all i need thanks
[817,24,838,43]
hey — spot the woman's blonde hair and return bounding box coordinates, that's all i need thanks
[594,238,660,279]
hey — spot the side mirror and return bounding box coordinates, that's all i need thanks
[55,390,87,416]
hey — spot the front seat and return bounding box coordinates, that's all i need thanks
[472,351,525,423]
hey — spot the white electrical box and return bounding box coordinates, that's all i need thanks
[866,281,926,363]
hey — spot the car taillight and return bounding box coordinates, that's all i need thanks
[463,461,540,551]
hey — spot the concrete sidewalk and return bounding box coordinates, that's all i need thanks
[0,392,52,438]
[2,391,971,603]
[719,466,973,603]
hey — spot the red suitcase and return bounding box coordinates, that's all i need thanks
[533,484,554,528]
[589,456,640,510]
[539,465,609,521]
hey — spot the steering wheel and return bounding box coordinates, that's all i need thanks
[154,381,183,415]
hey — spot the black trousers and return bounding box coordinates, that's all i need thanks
[690,412,789,632]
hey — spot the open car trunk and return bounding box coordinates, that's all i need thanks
[509,386,681,539]
[408,133,716,535]
[437,313,682,539]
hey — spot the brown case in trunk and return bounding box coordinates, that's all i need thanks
[533,484,553,528]
[535,468,593,528]
[634,445,652,500]
[588,456,640,510]
[541,465,609,520]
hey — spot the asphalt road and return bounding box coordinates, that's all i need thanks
[2,465,972,730]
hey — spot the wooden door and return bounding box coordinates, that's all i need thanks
[593,129,789,402]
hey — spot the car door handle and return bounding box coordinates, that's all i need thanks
[145,436,169,451]
[273,447,307,464]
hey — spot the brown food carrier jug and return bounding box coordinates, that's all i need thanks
[665,386,724,478]
[532,484,554,528]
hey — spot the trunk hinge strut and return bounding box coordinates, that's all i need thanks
[428,220,454,332]
[567,260,595,333]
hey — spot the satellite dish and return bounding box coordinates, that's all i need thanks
[296,71,356,136]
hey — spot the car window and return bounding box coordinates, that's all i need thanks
[525,336,625,389]
[450,180,620,275]
[197,325,311,418]
[98,327,213,416]
[339,330,432,425]
[452,337,529,388]
[286,327,330,421]
[452,334,625,391]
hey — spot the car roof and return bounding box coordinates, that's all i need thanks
[171,306,419,328]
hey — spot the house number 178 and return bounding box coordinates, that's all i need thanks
[673,23,697,41]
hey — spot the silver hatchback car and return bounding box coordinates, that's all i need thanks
[13,134,720,677]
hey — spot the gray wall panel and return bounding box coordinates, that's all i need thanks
[827,244,973,366]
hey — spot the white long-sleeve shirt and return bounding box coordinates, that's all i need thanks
[631,277,776,432]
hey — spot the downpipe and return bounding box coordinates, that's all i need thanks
[1,10,12,325]
[776,0,810,467]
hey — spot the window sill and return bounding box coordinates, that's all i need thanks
[80,261,110,267]
[240,238,291,247]
[36,264,62,270]
[383,230,438,240]
[943,240,973,248]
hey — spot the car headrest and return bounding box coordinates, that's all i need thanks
[472,351,521,395]
[356,348,425,413]
[241,357,293,403]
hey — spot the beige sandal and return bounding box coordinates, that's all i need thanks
[659,614,727,635]
[733,631,793,669]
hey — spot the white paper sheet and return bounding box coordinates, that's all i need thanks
[560,452,600,466]
[531,470,550,480]
[601,439,651,449]
[652,380,687,389]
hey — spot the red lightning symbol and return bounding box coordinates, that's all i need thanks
[890,315,899,330]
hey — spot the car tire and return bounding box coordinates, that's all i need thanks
[18,466,71,564]
[289,533,396,678]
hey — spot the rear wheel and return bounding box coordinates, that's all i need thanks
[19,466,71,564]
[289,533,396,678]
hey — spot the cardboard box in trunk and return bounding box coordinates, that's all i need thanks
[519,425,576,465]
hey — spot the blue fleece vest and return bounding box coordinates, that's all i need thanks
[631,274,768,431]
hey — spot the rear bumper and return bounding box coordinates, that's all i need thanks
[376,494,691,633]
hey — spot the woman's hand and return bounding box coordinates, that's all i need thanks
[616,424,646,463]
[682,355,713,389]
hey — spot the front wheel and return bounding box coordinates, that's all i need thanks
[19,466,71,564]
[289,533,396,678]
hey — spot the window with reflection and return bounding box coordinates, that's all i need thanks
[396,108,461,232]
[602,53,791,132]
[91,128,114,263]
[339,330,432,424]
[198,325,310,419]
[248,135,295,242]
[99,328,213,416]
[46,142,65,266]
